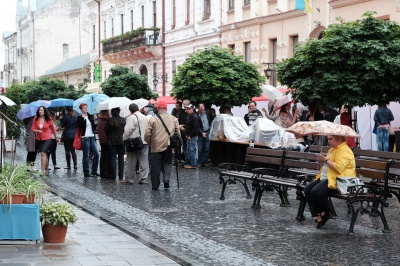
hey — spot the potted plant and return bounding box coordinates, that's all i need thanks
[0,163,28,205]
[40,202,78,243]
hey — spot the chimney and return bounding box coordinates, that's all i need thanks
[63,43,69,61]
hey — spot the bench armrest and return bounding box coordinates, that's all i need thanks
[347,184,388,205]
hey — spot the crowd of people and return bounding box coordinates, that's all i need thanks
[21,97,397,230]
[23,99,217,190]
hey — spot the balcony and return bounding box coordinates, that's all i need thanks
[4,63,15,71]
[102,28,161,64]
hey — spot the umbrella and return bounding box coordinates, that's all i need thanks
[285,120,361,138]
[73,93,110,114]
[95,97,132,117]
[274,93,293,111]
[0,95,16,106]
[17,100,51,120]
[131,98,149,110]
[49,98,74,108]
[261,84,283,102]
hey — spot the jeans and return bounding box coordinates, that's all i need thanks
[186,136,198,167]
[377,127,389,151]
[197,132,210,165]
[109,144,125,179]
[81,137,99,175]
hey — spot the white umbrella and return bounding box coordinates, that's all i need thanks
[0,95,16,106]
[274,93,293,111]
[132,98,149,110]
[261,84,283,102]
[95,97,132,117]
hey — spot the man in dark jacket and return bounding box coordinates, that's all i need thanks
[184,104,200,169]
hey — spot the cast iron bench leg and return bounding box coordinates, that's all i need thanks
[295,190,306,221]
[252,188,260,209]
[277,187,290,207]
[379,204,391,233]
[328,197,338,218]
[347,203,359,236]
[219,176,227,200]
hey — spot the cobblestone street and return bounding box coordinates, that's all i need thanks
[7,143,400,265]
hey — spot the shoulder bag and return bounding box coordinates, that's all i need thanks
[73,128,82,150]
[157,114,182,149]
[124,114,144,152]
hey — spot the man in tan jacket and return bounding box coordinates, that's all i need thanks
[144,101,180,190]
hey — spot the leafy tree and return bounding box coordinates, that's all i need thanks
[171,46,265,108]
[101,65,157,99]
[277,12,400,107]
[25,78,69,103]
[5,83,28,105]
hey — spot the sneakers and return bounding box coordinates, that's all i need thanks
[184,165,197,169]
[164,181,170,189]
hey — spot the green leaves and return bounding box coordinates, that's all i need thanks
[40,202,78,226]
[171,46,265,108]
[101,66,157,100]
[278,12,400,107]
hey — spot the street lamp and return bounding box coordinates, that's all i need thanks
[262,62,276,79]
[152,73,168,91]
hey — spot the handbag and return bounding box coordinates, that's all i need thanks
[73,128,82,150]
[336,177,364,194]
[124,114,144,152]
[156,114,182,149]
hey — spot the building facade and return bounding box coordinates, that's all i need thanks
[219,0,400,87]
[2,32,18,89]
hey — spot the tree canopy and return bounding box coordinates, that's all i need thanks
[101,65,157,100]
[277,12,400,107]
[171,46,265,108]
[23,78,85,103]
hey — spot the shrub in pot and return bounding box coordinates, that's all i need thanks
[0,163,48,207]
[40,202,78,243]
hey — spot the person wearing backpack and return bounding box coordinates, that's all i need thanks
[145,101,180,190]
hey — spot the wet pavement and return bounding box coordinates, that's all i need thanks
[5,143,400,265]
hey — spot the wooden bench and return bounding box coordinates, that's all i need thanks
[249,150,394,235]
[218,148,285,202]
[353,149,400,204]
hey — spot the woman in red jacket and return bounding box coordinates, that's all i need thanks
[31,106,58,175]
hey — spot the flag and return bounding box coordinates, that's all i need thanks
[295,0,313,13]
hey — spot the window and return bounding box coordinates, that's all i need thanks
[141,6,144,27]
[229,0,235,10]
[172,60,176,77]
[291,35,299,55]
[130,10,134,31]
[244,0,250,5]
[92,25,96,50]
[244,42,251,62]
[121,14,124,34]
[228,44,235,55]
[103,21,106,39]
[186,0,190,25]
[153,63,157,91]
[104,70,107,80]
[270,39,277,86]
[111,18,114,37]
[153,1,157,27]
[172,0,176,29]
[203,0,211,20]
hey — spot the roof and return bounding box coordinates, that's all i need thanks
[43,53,90,76]
[2,32,14,39]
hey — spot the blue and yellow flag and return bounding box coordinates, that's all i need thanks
[295,0,313,13]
